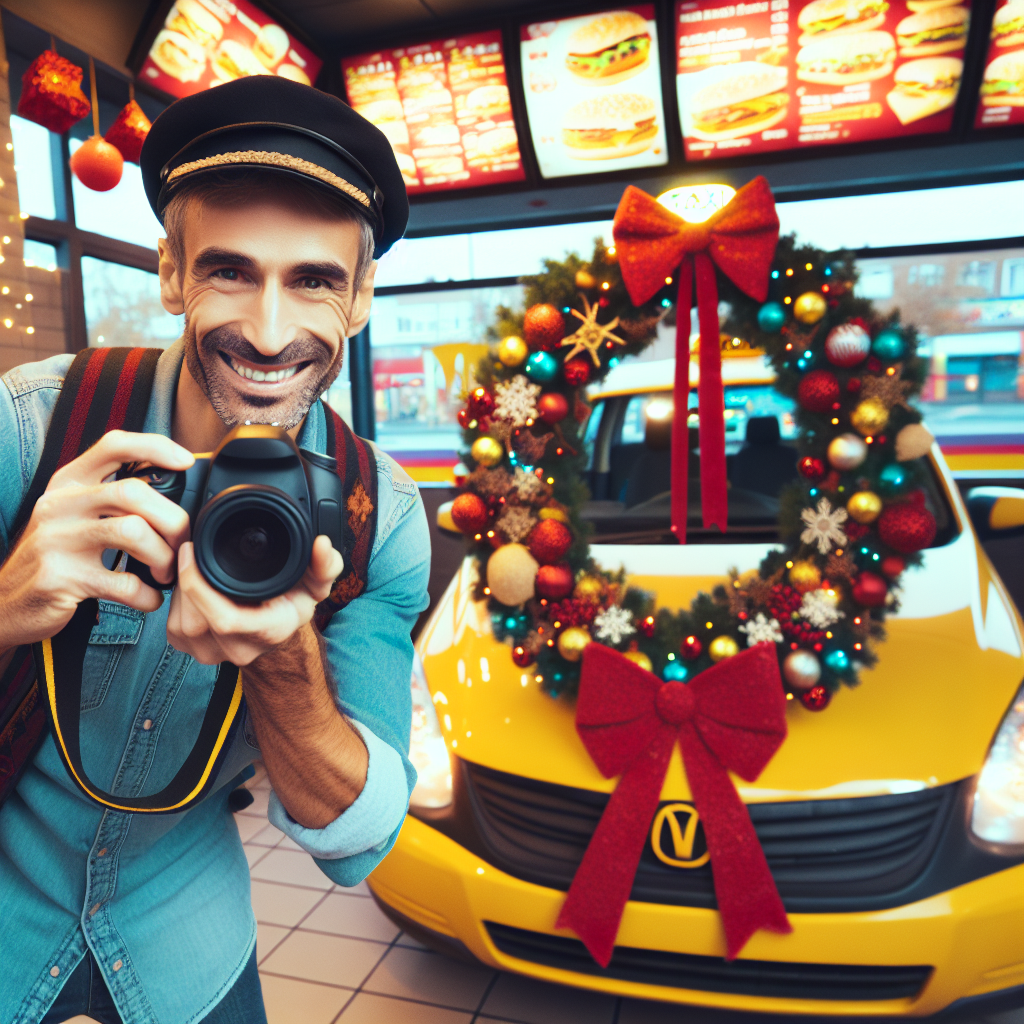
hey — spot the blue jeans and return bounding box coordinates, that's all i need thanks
[40,947,267,1024]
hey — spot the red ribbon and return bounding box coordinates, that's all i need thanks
[612,178,780,541]
[556,642,792,967]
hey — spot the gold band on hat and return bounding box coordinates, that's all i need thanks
[167,150,372,208]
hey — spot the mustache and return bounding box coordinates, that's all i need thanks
[199,323,332,367]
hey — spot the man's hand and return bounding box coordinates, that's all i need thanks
[0,431,193,652]
[166,534,343,666]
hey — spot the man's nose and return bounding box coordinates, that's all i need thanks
[247,278,300,356]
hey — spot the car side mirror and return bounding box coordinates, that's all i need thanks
[966,487,1024,541]
[436,500,462,538]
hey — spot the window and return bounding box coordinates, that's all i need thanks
[957,260,996,293]
[1003,258,1024,297]
[908,264,945,287]
[854,264,894,301]
[82,258,182,348]
[23,240,57,271]
[10,115,57,220]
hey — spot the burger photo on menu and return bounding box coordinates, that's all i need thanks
[562,93,658,158]
[276,64,311,85]
[796,30,897,83]
[166,0,224,50]
[254,23,289,69]
[684,63,789,140]
[981,50,1024,105]
[566,11,652,84]
[991,0,1024,47]
[797,0,890,43]
[460,84,512,121]
[212,38,269,81]
[464,125,519,164]
[150,29,207,82]
[886,55,963,122]
[896,6,970,54]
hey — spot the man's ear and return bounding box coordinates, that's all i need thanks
[346,260,376,338]
[158,238,185,316]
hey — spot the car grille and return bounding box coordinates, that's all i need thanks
[485,922,933,1001]
[462,761,957,911]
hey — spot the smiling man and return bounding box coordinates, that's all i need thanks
[0,78,429,1024]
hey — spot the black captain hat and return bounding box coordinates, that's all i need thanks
[140,76,408,258]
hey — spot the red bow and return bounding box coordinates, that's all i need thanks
[612,178,780,541]
[556,642,791,966]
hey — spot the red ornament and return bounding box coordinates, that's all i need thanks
[104,99,151,164]
[450,493,489,534]
[537,392,569,424]
[528,518,573,565]
[797,370,840,413]
[563,357,591,387]
[536,562,574,599]
[523,304,565,352]
[852,571,888,607]
[457,407,473,428]
[70,136,124,192]
[798,456,825,480]
[880,555,906,578]
[17,51,90,134]
[846,377,862,393]
[681,634,702,660]
[800,685,831,711]
[639,615,656,637]
[468,386,495,418]
[512,645,536,667]
[877,502,937,554]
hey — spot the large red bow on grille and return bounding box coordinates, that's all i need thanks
[612,178,780,541]
[556,642,791,966]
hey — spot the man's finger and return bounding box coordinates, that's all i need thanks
[85,566,165,613]
[49,430,194,489]
[86,516,179,585]
[310,535,344,585]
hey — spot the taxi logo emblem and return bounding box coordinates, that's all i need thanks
[650,802,710,869]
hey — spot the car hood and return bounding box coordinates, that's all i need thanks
[416,523,1023,804]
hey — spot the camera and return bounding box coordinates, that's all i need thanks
[122,425,343,601]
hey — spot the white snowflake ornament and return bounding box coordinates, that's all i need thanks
[800,497,848,555]
[738,613,784,646]
[799,589,844,629]
[511,466,546,500]
[593,605,635,645]
[494,375,541,427]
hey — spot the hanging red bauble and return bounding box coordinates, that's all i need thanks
[537,392,569,424]
[536,562,574,599]
[468,386,495,418]
[563,357,591,387]
[680,634,702,660]
[450,493,490,534]
[824,323,871,368]
[798,456,825,480]
[880,554,906,578]
[70,136,124,192]
[639,615,656,637]
[457,407,473,428]
[846,377,862,394]
[512,644,536,667]
[852,571,888,607]
[523,304,566,352]
[104,99,151,164]
[528,518,572,565]
[17,50,90,134]
[797,370,840,413]
[877,502,937,554]
[800,685,832,711]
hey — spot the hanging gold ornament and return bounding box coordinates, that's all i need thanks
[560,296,626,366]
[623,649,653,672]
[793,291,827,324]
[497,335,529,367]
[557,626,591,662]
[827,432,868,470]
[850,397,890,436]
[789,560,822,593]
[708,635,739,662]
[471,435,504,467]
[847,490,883,524]
[573,575,604,603]
[539,506,570,523]
[575,269,597,290]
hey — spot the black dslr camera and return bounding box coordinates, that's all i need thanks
[123,425,343,601]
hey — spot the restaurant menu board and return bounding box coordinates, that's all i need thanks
[140,0,321,98]
[975,0,1024,126]
[675,0,970,158]
[342,32,526,194]
[520,7,669,178]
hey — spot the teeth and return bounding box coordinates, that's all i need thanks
[229,357,298,383]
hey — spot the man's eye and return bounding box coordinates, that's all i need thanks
[301,278,328,290]
[215,268,241,281]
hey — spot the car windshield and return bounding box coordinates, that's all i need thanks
[583,387,956,545]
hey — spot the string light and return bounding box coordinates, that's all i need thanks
[805,263,812,270]
[785,268,794,276]
[784,296,792,304]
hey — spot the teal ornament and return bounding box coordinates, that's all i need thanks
[878,463,908,495]
[757,302,786,333]
[662,661,689,682]
[825,649,850,672]
[872,329,905,361]
[525,351,558,383]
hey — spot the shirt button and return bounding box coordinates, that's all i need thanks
[90,903,102,916]
[142,719,153,731]
[49,966,60,977]
[113,960,123,972]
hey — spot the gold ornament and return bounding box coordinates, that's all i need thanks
[623,649,653,672]
[793,291,827,324]
[497,335,528,367]
[708,635,739,662]
[789,560,822,593]
[557,626,591,662]
[895,422,934,462]
[847,490,883,524]
[486,543,538,606]
[574,575,604,603]
[471,435,504,467]
[560,295,626,366]
[827,432,868,471]
[574,269,597,290]
[850,397,889,436]
[539,506,569,523]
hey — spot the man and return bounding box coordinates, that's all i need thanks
[0,77,429,1024]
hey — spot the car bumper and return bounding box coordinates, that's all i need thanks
[370,815,1024,1017]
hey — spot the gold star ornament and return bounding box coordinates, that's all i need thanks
[560,296,626,366]
[860,363,914,410]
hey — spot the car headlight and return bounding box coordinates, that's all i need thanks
[408,651,453,810]
[970,681,1024,848]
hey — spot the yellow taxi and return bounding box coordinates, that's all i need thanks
[370,354,1024,1017]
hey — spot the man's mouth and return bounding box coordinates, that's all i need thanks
[224,354,305,384]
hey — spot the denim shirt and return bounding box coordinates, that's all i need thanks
[0,342,429,1024]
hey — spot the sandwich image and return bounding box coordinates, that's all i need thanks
[562,93,658,159]
[395,150,419,187]
[211,39,269,82]
[566,11,652,85]
[980,50,1024,105]
[149,29,207,82]
[466,126,520,162]
[906,0,963,10]
[166,0,223,50]
[276,64,311,86]
[796,30,896,83]
[797,0,890,44]
[896,6,969,55]
[254,24,289,69]
[991,0,1024,47]
[463,84,512,121]
[886,55,962,122]
[685,63,789,140]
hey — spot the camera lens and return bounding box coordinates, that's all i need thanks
[214,508,290,583]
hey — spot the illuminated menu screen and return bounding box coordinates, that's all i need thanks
[975,0,1024,127]
[520,6,669,179]
[342,31,526,194]
[675,0,970,158]
[140,0,321,98]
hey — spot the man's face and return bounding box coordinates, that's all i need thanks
[162,196,373,431]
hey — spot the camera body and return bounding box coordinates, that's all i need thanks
[125,425,343,601]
